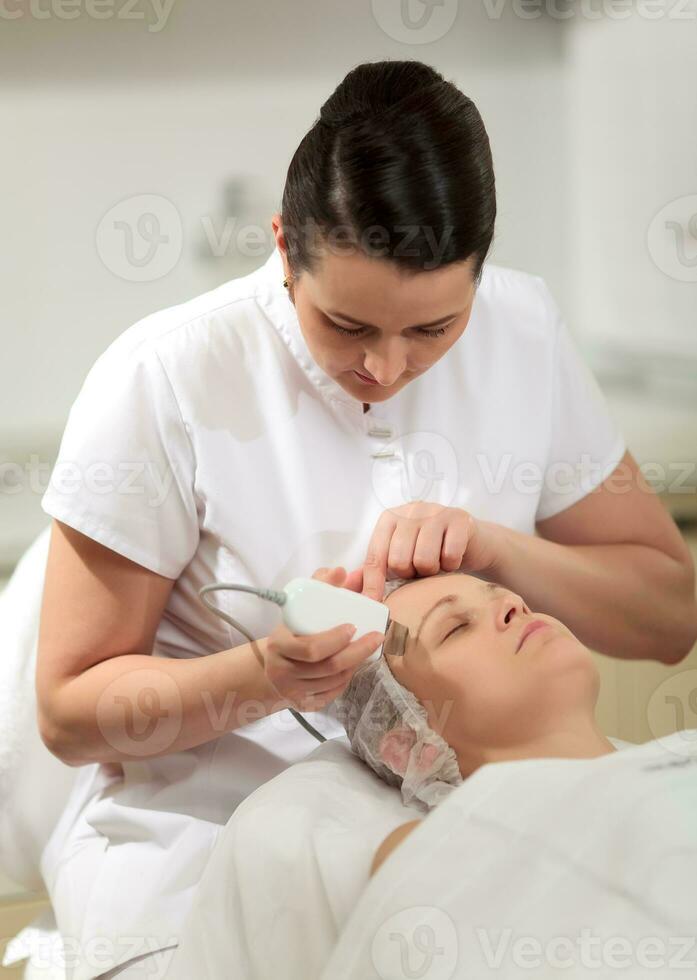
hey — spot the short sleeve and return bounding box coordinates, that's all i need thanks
[535,283,626,523]
[42,340,199,578]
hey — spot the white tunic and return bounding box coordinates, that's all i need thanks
[39,247,626,979]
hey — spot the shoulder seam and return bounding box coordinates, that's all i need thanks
[120,292,263,361]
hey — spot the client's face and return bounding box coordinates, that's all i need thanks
[383,572,600,774]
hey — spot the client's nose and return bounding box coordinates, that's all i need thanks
[496,592,529,630]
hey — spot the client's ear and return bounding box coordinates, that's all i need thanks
[379,727,441,776]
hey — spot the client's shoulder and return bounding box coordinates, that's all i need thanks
[370,819,423,877]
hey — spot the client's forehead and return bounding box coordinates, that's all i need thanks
[385,571,485,620]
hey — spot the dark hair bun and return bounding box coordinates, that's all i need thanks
[282,59,496,279]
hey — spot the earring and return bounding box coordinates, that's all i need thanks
[282,276,291,289]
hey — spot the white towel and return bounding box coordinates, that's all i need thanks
[0,527,49,794]
[0,523,77,891]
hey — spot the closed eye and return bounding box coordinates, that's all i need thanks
[328,319,452,339]
[443,618,470,641]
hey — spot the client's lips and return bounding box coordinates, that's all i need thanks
[516,620,549,653]
[354,370,379,385]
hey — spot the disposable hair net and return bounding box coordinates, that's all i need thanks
[333,575,463,811]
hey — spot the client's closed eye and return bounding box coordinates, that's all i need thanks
[444,618,470,641]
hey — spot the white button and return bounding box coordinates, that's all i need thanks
[370,448,396,458]
[367,425,394,438]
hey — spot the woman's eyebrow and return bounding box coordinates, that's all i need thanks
[483,581,507,594]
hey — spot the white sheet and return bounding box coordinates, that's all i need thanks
[320,730,697,980]
[165,736,423,980]
[165,733,676,980]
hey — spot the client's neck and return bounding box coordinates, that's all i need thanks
[461,714,617,775]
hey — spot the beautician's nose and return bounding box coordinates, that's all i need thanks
[495,592,530,630]
[362,339,408,386]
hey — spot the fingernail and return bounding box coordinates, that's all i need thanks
[345,624,357,637]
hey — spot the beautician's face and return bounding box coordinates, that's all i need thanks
[273,224,477,403]
[383,572,600,774]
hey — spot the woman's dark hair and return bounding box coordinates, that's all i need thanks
[280,60,496,282]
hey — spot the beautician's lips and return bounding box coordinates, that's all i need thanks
[354,370,379,385]
[516,620,549,653]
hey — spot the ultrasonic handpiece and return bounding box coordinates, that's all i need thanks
[281,577,398,663]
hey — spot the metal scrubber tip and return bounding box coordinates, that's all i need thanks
[382,619,409,657]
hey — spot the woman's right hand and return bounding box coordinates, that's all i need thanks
[263,566,385,711]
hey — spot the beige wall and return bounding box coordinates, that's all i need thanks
[593,516,697,743]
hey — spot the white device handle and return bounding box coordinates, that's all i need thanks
[281,577,391,663]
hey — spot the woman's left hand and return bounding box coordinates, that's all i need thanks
[358,503,501,601]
